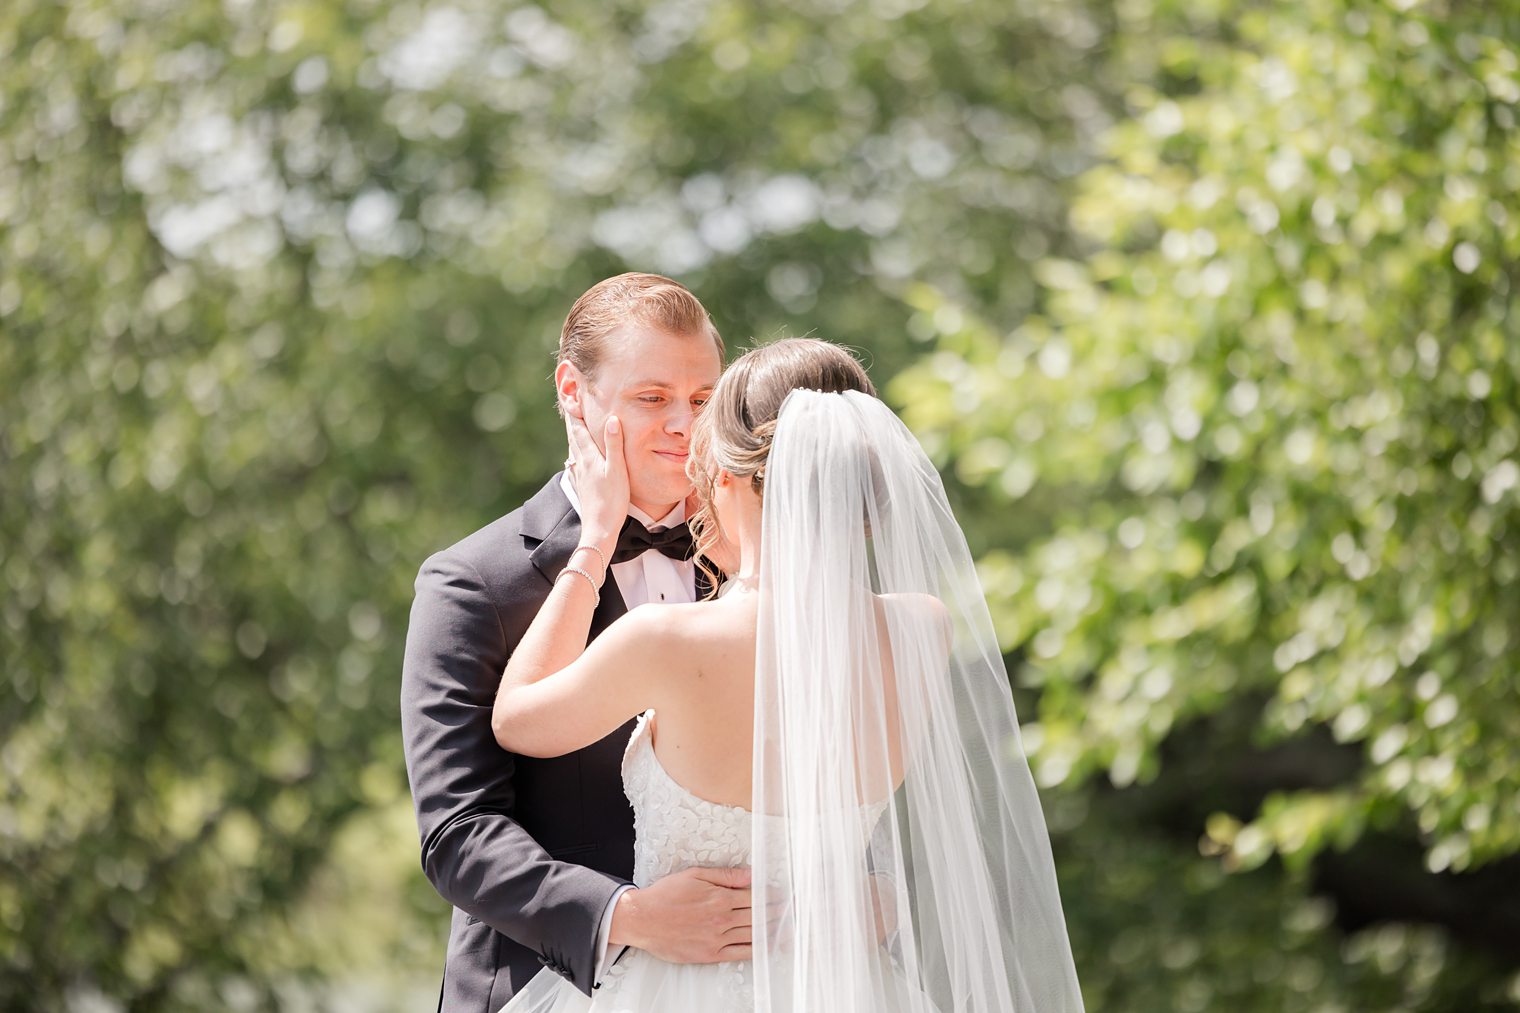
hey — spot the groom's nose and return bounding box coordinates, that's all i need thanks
[665,405,693,438]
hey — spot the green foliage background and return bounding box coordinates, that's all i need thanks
[2,0,1517,1009]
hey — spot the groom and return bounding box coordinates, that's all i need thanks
[401,273,747,1012]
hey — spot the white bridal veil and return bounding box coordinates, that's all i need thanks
[752,390,1084,1013]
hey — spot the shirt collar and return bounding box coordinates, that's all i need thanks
[558,472,685,531]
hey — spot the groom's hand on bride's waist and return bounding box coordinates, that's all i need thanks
[608,866,753,964]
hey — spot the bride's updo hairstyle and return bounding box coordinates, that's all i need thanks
[687,338,876,587]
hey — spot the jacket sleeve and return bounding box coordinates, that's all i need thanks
[400,549,622,995]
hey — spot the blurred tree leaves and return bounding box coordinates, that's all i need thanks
[897,0,1520,1005]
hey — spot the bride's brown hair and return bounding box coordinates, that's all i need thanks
[687,338,876,592]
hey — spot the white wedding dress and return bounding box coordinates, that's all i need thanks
[500,710,920,1013]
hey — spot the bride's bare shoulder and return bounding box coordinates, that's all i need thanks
[617,598,753,685]
[621,597,747,641]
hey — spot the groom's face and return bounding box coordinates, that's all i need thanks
[561,325,722,517]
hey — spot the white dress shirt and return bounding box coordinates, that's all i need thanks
[558,474,696,982]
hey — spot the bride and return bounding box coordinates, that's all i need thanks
[492,338,1084,1012]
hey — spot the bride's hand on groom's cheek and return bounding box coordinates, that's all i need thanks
[608,865,753,964]
[565,413,631,551]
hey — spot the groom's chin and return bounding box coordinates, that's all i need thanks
[638,481,695,514]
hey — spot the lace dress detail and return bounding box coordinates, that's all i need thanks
[599,711,755,1008]
[622,711,754,887]
[500,712,901,1013]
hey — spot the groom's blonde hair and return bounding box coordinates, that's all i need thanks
[558,272,724,378]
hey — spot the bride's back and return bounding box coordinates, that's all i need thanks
[639,587,924,812]
[638,591,759,810]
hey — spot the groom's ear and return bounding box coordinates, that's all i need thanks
[555,361,586,420]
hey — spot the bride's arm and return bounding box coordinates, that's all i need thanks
[491,413,676,757]
[494,601,685,757]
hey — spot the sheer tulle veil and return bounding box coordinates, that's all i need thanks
[751,389,1084,1013]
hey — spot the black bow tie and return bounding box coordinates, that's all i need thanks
[611,517,694,564]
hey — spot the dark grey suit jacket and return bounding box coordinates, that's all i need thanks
[401,475,639,1012]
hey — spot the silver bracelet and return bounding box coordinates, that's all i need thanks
[559,564,600,608]
[573,543,609,585]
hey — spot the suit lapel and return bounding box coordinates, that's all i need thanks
[522,473,628,627]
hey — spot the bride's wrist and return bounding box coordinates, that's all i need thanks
[571,542,612,583]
